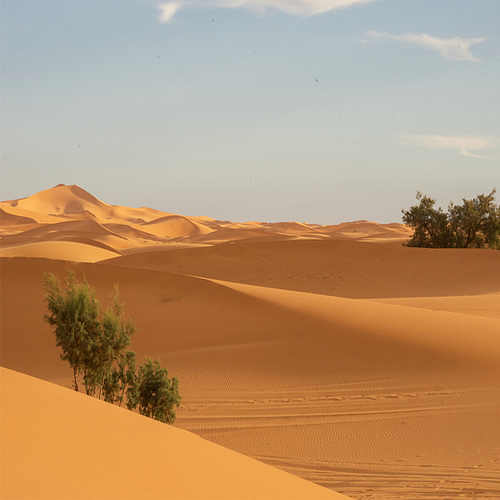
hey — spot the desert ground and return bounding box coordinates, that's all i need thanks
[1,184,500,499]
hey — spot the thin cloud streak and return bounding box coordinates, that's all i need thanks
[368,31,486,62]
[157,0,380,22]
[158,2,182,23]
[400,134,500,160]
[214,0,379,15]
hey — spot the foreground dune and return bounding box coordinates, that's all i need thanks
[1,367,349,500]
[1,185,500,500]
[2,256,499,499]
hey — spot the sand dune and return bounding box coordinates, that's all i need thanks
[2,254,499,499]
[103,238,500,298]
[0,202,65,226]
[0,241,121,262]
[141,214,214,239]
[1,367,349,500]
[321,220,413,240]
[5,183,112,218]
[1,185,499,500]
[4,256,498,384]
[2,183,171,226]
[0,206,37,226]
[2,218,124,243]
[372,294,500,319]
[101,222,165,242]
[1,184,411,258]
[266,221,321,234]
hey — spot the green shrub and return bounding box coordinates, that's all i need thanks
[44,271,180,423]
[402,190,500,249]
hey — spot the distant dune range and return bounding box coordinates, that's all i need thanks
[1,184,499,500]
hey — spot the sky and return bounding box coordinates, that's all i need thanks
[1,0,499,224]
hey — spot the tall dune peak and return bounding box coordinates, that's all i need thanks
[7,184,110,217]
[50,183,107,207]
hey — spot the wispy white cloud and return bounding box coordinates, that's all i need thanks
[213,0,379,16]
[158,2,182,23]
[367,31,486,62]
[157,0,380,22]
[400,134,500,160]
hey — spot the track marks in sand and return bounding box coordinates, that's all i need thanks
[177,382,500,500]
[264,459,500,500]
[372,294,500,319]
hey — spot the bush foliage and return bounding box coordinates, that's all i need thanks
[402,190,500,249]
[44,271,181,424]
[137,358,181,424]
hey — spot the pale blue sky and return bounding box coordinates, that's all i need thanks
[1,0,499,223]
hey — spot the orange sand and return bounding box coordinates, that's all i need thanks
[1,367,349,500]
[1,184,499,500]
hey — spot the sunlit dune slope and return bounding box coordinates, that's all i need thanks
[141,214,214,238]
[319,220,413,241]
[0,202,63,226]
[0,241,120,263]
[371,294,500,318]
[103,238,500,298]
[0,367,350,500]
[2,183,162,222]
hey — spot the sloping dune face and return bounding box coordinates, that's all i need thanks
[102,238,500,298]
[1,185,500,500]
[0,368,349,500]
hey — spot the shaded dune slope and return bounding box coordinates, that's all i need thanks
[2,257,499,387]
[0,206,37,226]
